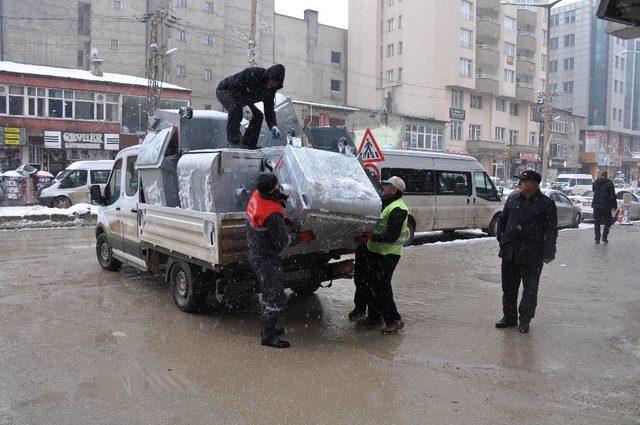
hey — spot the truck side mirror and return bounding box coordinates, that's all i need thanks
[179,106,193,120]
[90,184,104,206]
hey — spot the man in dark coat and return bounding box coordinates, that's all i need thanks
[246,172,315,348]
[591,171,617,244]
[496,170,557,333]
[216,64,286,149]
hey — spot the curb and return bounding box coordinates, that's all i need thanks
[0,212,96,230]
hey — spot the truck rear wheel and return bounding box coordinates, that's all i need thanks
[170,260,203,313]
[96,233,122,271]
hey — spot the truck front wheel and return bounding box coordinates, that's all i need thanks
[170,260,203,313]
[96,233,122,271]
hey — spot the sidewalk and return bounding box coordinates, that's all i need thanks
[0,204,97,230]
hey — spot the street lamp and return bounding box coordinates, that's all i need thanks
[501,0,566,183]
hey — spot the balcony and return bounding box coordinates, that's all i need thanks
[516,55,536,76]
[476,44,500,71]
[516,83,535,102]
[477,16,501,43]
[467,139,508,155]
[477,0,500,16]
[517,31,537,52]
[517,8,537,30]
[476,73,499,95]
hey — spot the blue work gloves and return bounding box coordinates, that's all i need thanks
[271,126,281,140]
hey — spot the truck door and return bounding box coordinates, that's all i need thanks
[472,171,502,228]
[119,154,141,257]
[102,159,124,252]
[434,170,473,230]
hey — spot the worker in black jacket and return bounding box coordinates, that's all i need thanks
[591,171,617,244]
[216,64,285,149]
[246,172,315,348]
[496,170,557,333]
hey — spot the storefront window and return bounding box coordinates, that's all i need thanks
[492,159,505,181]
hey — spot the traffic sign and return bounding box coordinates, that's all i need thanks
[357,128,385,163]
[363,162,381,181]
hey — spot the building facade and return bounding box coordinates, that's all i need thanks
[0,1,348,111]
[0,61,189,175]
[549,0,640,180]
[347,0,548,182]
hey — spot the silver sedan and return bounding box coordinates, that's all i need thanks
[542,189,582,228]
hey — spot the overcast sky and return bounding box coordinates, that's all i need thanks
[275,0,348,29]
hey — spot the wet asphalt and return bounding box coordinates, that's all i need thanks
[0,225,638,424]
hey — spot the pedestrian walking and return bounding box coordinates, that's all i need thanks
[495,170,557,333]
[245,172,315,348]
[591,171,617,244]
[353,176,408,335]
[216,64,286,149]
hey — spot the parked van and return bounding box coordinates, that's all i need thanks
[38,160,114,209]
[376,150,503,244]
[551,174,593,196]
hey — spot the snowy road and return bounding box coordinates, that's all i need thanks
[0,226,639,424]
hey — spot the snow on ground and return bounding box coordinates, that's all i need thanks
[0,203,97,217]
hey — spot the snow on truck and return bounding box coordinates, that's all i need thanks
[90,96,381,312]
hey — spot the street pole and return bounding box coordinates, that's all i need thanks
[248,0,258,66]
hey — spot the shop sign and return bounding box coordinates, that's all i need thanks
[519,152,540,162]
[0,127,25,146]
[62,132,103,149]
[585,131,597,153]
[449,108,466,120]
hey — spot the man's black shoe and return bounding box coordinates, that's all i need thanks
[495,317,517,328]
[518,322,530,333]
[357,316,383,327]
[275,326,285,336]
[348,308,366,322]
[602,238,608,244]
[261,336,290,348]
[595,239,600,245]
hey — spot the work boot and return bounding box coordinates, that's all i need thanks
[275,325,285,336]
[357,316,383,327]
[518,322,530,333]
[348,308,366,322]
[495,317,518,328]
[381,319,405,335]
[261,336,290,348]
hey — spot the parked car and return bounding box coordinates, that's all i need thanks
[575,189,640,222]
[502,180,519,198]
[541,189,582,228]
[551,174,593,196]
[38,160,114,209]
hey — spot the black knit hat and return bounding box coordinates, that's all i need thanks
[256,172,278,195]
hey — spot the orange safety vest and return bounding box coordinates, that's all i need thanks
[246,190,285,229]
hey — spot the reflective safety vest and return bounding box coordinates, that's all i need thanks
[367,198,409,256]
[246,190,285,230]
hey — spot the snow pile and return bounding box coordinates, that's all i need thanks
[0,203,97,230]
[0,203,97,217]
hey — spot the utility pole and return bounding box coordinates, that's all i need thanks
[140,8,169,117]
[225,0,269,66]
[248,0,258,66]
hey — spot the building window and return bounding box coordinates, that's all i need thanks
[177,0,187,7]
[331,79,341,92]
[398,41,403,55]
[387,18,395,32]
[564,57,574,70]
[504,42,515,57]
[387,43,395,57]
[176,66,185,77]
[205,2,214,13]
[460,28,473,49]
[387,0,394,6]
[541,54,546,71]
[505,16,515,30]
[550,121,567,133]
[470,95,483,109]
[492,159,506,181]
[77,50,84,67]
[540,79,545,91]
[529,131,537,146]
[469,124,482,141]
[459,58,472,78]
[495,126,505,142]
[26,87,45,117]
[564,10,576,23]
[620,82,624,93]
[550,142,567,158]
[451,89,464,109]
[615,55,620,68]
[398,15,403,28]
[204,69,212,80]
[386,69,395,82]
[113,0,123,10]
[549,60,558,72]
[509,130,519,145]
[461,0,472,21]
[74,91,95,120]
[398,67,403,81]
[564,34,575,47]
[110,39,119,49]
[8,86,25,116]
[47,89,74,119]
[177,30,186,42]
[206,34,214,45]
[550,83,558,92]
[29,145,43,165]
[450,120,462,141]
[504,69,515,83]
[542,30,547,46]
[550,14,559,26]
[331,51,342,64]
[621,58,625,70]
[496,98,506,112]
[510,102,520,116]
[614,80,619,92]
[563,81,574,93]
[406,125,444,151]
[550,37,558,49]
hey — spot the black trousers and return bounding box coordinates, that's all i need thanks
[501,259,543,323]
[249,255,286,339]
[215,89,264,148]
[593,208,612,242]
[368,251,402,324]
[353,244,379,319]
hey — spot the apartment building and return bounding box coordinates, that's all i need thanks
[549,0,640,180]
[0,1,347,112]
[348,0,548,181]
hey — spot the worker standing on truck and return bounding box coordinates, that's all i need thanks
[246,172,315,348]
[216,64,286,149]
